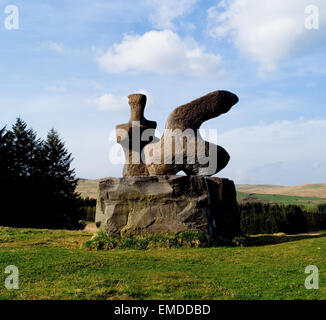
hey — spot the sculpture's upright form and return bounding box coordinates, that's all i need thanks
[116,94,157,177]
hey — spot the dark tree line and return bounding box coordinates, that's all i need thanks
[304,204,326,230]
[238,202,326,235]
[0,118,85,229]
[82,197,97,222]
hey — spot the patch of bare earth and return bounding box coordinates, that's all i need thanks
[84,223,98,232]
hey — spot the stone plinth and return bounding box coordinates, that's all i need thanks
[95,176,240,239]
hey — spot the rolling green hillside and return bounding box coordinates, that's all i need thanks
[237,191,326,207]
[77,179,326,207]
[77,179,99,199]
[237,183,326,198]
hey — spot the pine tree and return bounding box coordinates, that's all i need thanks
[9,118,42,227]
[11,118,40,178]
[0,119,84,229]
[0,126,12,177]
[42,129,84,229]
[0,127,14,226]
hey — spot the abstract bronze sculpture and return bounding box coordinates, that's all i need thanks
[117,90,238,177]
[97,90,240,239]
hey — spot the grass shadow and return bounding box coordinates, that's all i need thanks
[246,232,326,246]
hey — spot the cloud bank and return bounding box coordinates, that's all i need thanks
[96,30,224,78]
[144,0,197,29]
[207,0,326,71]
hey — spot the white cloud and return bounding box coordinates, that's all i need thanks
[41,41,65,53]
[96,30,224,78]
[219,119,326,185]
[144,0,197,29]
[88,89,152,112]
[89,94,128,112]
[207,0,326,71]
[44,86,67,93]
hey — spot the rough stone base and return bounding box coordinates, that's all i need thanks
[95,175,240,239]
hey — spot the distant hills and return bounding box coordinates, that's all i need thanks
[236,183,326,207]
[76,179,326,207]
[237,184,326,198]
[76,179,100,199]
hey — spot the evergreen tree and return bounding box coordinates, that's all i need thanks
[0,127,14,226]
[42,129,84,229]
[0,126,12,177]
[0,119,84,229]
[11,118,41,179]
[9,118,42,226]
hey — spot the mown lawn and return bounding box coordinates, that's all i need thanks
[0,227,325,300]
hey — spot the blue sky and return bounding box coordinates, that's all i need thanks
[1,0,326,185]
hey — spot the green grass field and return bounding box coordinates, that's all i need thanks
[237,191,326,207]
[237,183,326,198]
[0,226,325,300]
